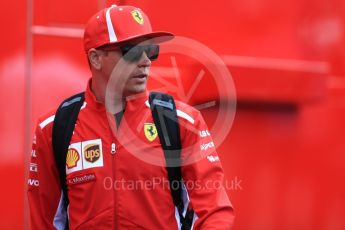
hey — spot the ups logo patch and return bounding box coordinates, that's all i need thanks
[84,144,101,163]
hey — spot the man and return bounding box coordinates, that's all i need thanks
[28,5,234,229]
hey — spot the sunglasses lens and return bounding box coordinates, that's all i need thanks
[146,45,159,61]
[120,46,140,62]
[121,45,159,62]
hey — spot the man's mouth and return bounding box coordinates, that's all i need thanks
[131,73,148,79]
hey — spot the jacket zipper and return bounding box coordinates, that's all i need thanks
[109,115,119,229]
[108,109,124,229]
[111,143,116,154]
[107,115,118,229]
[111,140,118,229]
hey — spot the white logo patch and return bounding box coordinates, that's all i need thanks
[82,139,103,170]
[199,130,210,138]
[66,139,103,175]
[29,163,38,172]
[207,155,219,162]
[66,142,83,175]
[28,179,39,187]
[200,141,215,151]
[31,149,37,158]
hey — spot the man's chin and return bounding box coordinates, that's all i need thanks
[124,87,146,97]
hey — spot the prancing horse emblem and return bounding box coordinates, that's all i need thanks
[144,123,157,142]
[131,10,144,25]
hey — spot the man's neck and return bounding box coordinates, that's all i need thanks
[105,94,126,114]
[91,76,126,114]
[91,75,107,103]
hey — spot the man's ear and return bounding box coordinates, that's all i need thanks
[88,48,102,70]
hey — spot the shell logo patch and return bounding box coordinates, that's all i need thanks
[144,123,158,142]
[66,148,80,169]
[131,9,144,25]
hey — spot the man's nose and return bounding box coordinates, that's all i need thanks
[138,52,152,67]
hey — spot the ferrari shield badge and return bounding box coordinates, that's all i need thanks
[144,123,157,142]
[131,10,144,25]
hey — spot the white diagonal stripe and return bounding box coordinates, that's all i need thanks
[105,5,118,42]
[176,109,195,124]
[39,115,55,129]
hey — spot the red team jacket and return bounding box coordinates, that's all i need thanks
[28,80,234,229]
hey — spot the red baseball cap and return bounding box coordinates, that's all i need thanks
[84,5,174,52]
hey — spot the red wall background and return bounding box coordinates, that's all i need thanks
[0,0,344,229]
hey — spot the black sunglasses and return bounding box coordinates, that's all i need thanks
[99,44,160,62]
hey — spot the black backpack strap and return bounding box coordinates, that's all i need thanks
[52,92,85,230]
[149,92,194,229]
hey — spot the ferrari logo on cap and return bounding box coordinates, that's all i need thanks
[131,10,144,25]
[144,123,157,142]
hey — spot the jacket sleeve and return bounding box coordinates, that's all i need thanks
[181,111,235,229]
[27,118,67,230]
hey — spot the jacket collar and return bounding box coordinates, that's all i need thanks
[85,78,148,112]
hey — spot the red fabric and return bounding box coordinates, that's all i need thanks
[27,79,234,229]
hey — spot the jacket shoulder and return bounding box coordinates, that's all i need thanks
[174,99,201,125]
[36,109,57,131]
[36,92,84,131]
